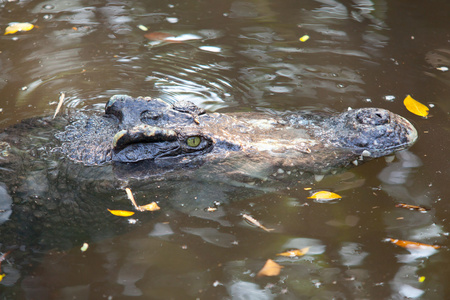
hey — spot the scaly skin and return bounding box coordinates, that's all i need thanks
[54,95,417,175]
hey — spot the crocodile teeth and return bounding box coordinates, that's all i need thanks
[112,124,177,151]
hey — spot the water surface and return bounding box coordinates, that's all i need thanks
[0,0,449,299]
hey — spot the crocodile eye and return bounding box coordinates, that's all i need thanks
[186,136,201,147]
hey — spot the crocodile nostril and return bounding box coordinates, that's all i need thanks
[356,111,390,125]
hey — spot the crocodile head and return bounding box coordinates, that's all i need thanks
[105,95,221,163]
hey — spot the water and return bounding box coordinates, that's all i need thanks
[1,0,449,299]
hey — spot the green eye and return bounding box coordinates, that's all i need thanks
[186,136,201,147]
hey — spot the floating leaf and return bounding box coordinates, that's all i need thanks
[0,273,4,282]
[308,191,341,200]
[395,203,429,212]
[299,35,309,42]
[404,95,429,117]
[276,247,310,257]
[108,209,135,217]
[386,238,440,249]
[419,276,426,283]
[138,202,160,212]
[257,259,283,277]
[5,22,34,35]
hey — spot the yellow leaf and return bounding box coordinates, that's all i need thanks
[5,22,34,35]
[403,95,429,117]
[0,273,4,282]
[107,209,135,217]
[276,247,310,257]
[419,276,426,283]
[308,191,341,200]
[138,202,160,212]
[299,35,309,42]
[257,259,283,277]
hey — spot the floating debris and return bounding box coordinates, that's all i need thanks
[403,95,429,117]
[126,187,160,211]
[242,214,274,232]
[53,92,65,119]
[5,22,34,35]
[308,191,341,201]
[257,259,283,277]
[107,209,135,217]
[386,238,440,249]
[80,243,89,252]
[299,35,309,42]
[395,203,429,212]
[276,247,310,257]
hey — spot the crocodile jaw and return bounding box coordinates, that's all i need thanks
[112,124,180,162]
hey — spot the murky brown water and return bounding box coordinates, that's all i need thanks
[1,0,449,299]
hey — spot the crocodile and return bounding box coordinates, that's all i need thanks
[53,95,417,177]
[0,94,418,285]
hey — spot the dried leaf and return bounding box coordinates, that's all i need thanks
[243,214,274,232]
[257,259,283,277]
[276,247,310,257]
[386,238,440,249]
[137,202,160,212]
[107,209,135,217]
[404,95,429,117]
[395,203,429,212]
[5,22,34,35]
[308,191,341,200]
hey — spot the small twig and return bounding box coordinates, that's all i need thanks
[125,187,141,211]
[242,214,274,232]
[53,92,65,119]
[0,250,12,273]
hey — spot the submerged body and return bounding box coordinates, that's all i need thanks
[54,95,417,177]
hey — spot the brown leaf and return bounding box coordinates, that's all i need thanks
[257,259,283,277]
[137,202,160,212]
